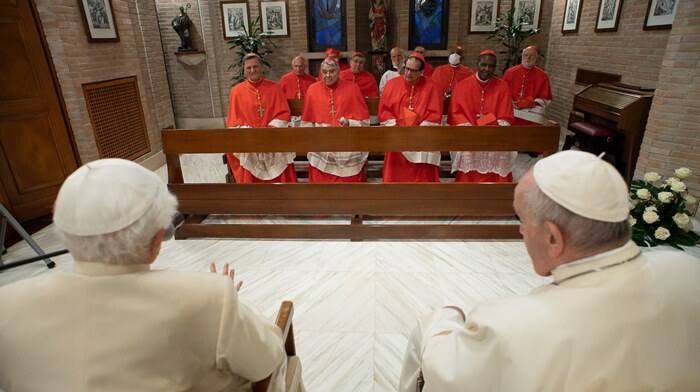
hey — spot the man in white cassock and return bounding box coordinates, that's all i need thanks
[0,159,289,391]
[398,150,700,391]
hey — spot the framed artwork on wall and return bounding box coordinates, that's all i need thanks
[221,1,250,39]
[643,0,678,30]
[595,0,624,32]
[562,0,583,33]
[409,0,449,50]
[77,0,119,42]
[260,1,289,37]
[513,0,542,31]
[469,0,499,33]
[306,0,347,52]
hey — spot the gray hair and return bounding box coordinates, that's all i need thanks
[525,182,630,250]
[57,189,178,265]
[321,58,339,70]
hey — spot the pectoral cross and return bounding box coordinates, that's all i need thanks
[328,87,336,118]
[254,89,265,118]
[257,106,265,117]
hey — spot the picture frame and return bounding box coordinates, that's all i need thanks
[643,0,678,30]
[595,0,624,32]
[306,0,347,52]
[221,1,250,39]
[409,0,449,50]
[77,0,119,42]
[469,0,499,34]
[562,0,583,33]
[260,1,289,37]
[513,0,542,32]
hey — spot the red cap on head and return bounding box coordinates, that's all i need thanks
[408,51,425,65]
[479,49,497,57]
[325,47,340,57]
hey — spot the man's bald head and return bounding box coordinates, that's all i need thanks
[390,46,405,69]
[522,46,538,68]
[292,55,307,75]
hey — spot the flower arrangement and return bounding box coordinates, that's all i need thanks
[629,168,699,249]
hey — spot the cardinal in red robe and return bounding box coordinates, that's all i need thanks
[339,52,379,98]
[379,52,443,182]
[225,54,297,183]
[278,55,316,100]
[302,58,370,183]
[503,45,552,124]
[448,49,515,183]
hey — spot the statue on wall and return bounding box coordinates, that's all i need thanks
[369,0,387,51]
[172,3,194,52]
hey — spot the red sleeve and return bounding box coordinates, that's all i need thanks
[502,67,518,101]
[267,82,291,122]
[378,80,398,123]
[345,83,370,120]
[495,81,515,123]
[301,84,320,123]
[422,80,443,124]
[367,75,379,98]
[226,87,237,127]
[448,79,470,125]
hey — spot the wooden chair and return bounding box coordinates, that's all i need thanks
[252,301,303,392]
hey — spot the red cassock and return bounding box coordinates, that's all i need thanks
[448,75,515,183]
[302,79,370,183]
[502,64,552,109]
[225,79,297,183]
[423,62,434,78]
[339,69,379,97]
[431,64,474,97]
[378,76,443,182]
[278,71,316,100]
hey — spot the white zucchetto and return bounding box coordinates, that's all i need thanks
[54,158,166,236]
[533,150,629,222]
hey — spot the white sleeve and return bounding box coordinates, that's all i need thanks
[268,118,289,128]
[497,119,511,127]
[534,98,550,108]
[458,122,473,126]
[348,118,370,127]
[381,118,397,127]
[419,120,440,126]
[379,72,389,94]
[300,121,315,128]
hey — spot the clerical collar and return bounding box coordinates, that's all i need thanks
[522,64,534,70]
[475,74,491,83]
[325,80,339,89]
[247,78,264,87]
[551,241,641,285]
[74,261,151,276]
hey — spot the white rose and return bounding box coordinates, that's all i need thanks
[636,189,651,200]
[643,210,659,224]
[645,205,657,212]
[675,167,692,179]
[685,194,697,205]
[666,177,680,185]
[628,216,637,226]
[644,172,661,182]
[654,227,671,240]
[673,213,690,227]
[683,220,694,232]
[658,192,674,203]
[671,181,687,192]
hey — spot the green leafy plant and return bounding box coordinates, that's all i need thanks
[227,16,275,85]
[488,8,540,72]
[629,168,699,249]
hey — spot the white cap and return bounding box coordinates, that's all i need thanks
[54,159,166,236]
[533,151,629,222]
[448,53,461,66]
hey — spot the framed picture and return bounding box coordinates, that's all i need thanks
[260,1,289,37]
[469,0,499,33]
[562,0,583,33]
[306,0,347,52]
[221,1,250,39]
[643,0,678,30]
[77,0,119,42]
[595,0,624,32]
[513,0,542,31]
[409,0,449,49]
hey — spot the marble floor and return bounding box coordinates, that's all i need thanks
[0,154,551,391]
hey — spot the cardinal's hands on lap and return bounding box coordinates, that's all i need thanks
[210,262,243,291]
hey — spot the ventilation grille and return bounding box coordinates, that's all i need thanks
[82,76,151,160]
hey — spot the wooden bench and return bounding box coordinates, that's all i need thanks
[162,122,560,240]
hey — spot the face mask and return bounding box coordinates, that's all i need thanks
[448,53,461,66]
[163,224,176,241]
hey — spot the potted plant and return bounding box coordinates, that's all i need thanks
[629,168,699,249]
[488,8,540,72]
[227,16,275,84]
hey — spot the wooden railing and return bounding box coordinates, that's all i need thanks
[162,123,560,240]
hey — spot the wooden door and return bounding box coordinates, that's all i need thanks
[0,0,79,221]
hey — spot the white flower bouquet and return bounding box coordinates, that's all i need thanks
[629,168,699,249]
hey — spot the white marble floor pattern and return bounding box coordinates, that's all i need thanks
[0,227,549,391]
[0,154,553,391]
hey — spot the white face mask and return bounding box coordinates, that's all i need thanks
[448,53,461,66]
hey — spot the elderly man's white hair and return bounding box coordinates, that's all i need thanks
[321,58,339,69]
[53,159,178,265]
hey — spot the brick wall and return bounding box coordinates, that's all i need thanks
[35,0,174,165]
[545,0,671,125]
[635,0,700,195]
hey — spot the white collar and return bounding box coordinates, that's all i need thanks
[551,241,641,285]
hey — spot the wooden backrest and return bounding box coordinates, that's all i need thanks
[287,97,380,118]
[252,301,297,392]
